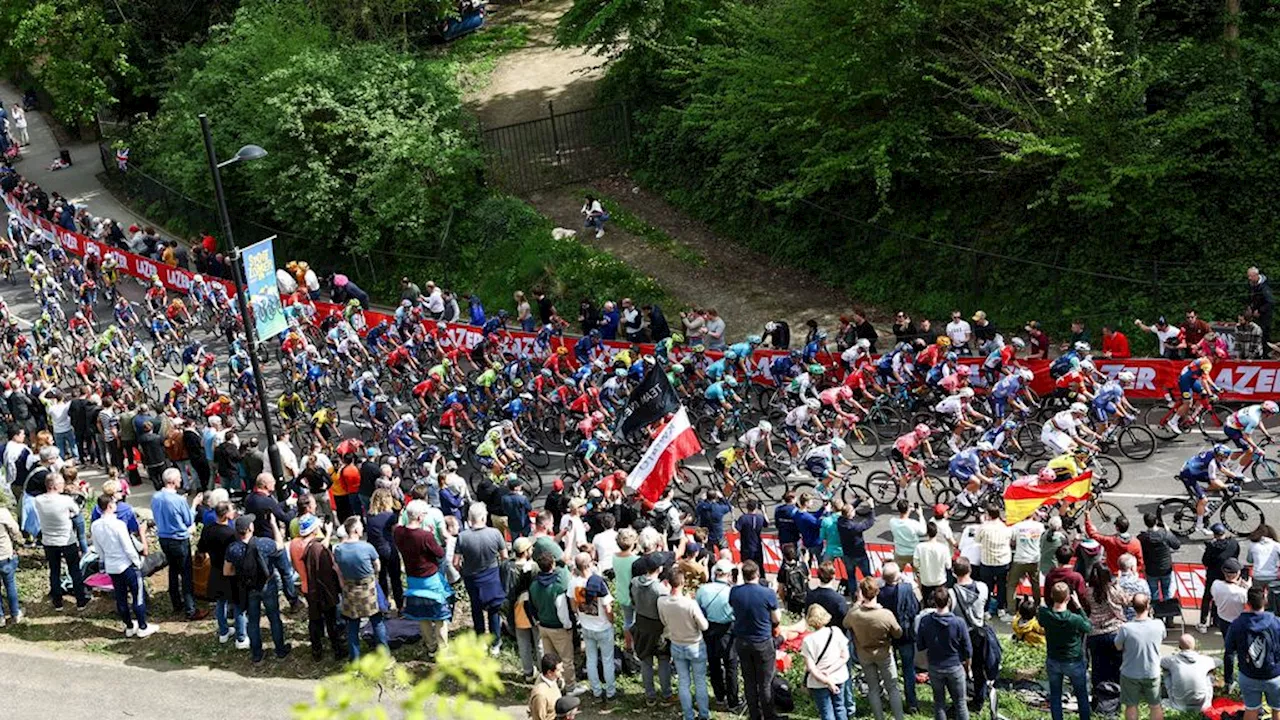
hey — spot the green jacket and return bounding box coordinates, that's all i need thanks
[528,567,570,629]
[1038,606,1092,662]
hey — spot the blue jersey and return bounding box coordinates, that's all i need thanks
[948,449,981,479]
[1092,381,1124,408]
[150,318,171,335]
[443,391,469,408]
[992,375,1023,399]
[1181,450,1217,479]
[981,426,1008,450]
[482,317,504,337]
[574,335,596,358]
[728,342,753,362]
[802,340,822,363]
[705,382,730,402]
[628,359,645,381]
[705,359,728,380]
[504,398,527,418]
[770,356,797,381]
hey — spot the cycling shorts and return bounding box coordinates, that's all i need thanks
[1224,425,1251,451]
[713,457,730,473]
[804,456,832,478]
[785,426,802,444]
[1178,472,1208,499]
[1178,374,1202,399]
[991,396,1008,418]
[476,456,494,468]
[889,447,906,464]
[1092,403,1117,423]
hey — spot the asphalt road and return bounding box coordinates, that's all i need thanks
[0,229,1273,566]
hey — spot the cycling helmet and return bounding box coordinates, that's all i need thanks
[1011,337,1026,349]
[914,424,932,439]
[563,377,575,387]
[764,322,776,333]
[591,411,605,423]
[747,334,762,345]
[441,358,451,368]
[1069,402,1088,414]
[73,311,83,320]
[724,376,739,387]
[519,392,533,401]
[1019,368,1034,382]
[809,364,825,375]
[184,364,196,375]
[692,344,706,353]
[512,378,524,388]
[1116,371,1136,384]
[454,386,468,394]
[556,346,568,355]
[1080,359,1096,372]
[498,310,508,319]
[490,360,503,371]
[362,371,374,381]
[936,336,951,347]
[830,437,846,451]
[374,394,389,403]
[400,413,414,423]
[671,363,685,374]
[589,329,600,338]
[945,352,958,363]
[724,350,738,361]
[541,368,553,378]
[1265,401,1279,414]
[789,349,802,359]
[957,365,972,376]
[815,330,828,340]
[501,419,514,430]
[805,398,821,411]
[218,395,230,404]
[450,402,463,411]
[671,333,684,344]
[436,321,447,331]
[857,339,871,350]
[1002,419,1018,431]
[1213,444,1231,458]
[758,420,773,433]
[1074,342,1091,354]
[958,387,975,399]
[976,441,995,452]
[400,299,411,308]
[614,368,627,378]
[1037,467,1056,483]
[593,430,610,442]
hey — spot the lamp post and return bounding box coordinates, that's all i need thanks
[197,113,283,480]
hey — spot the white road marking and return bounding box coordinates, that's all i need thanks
[1107,491,1280,504]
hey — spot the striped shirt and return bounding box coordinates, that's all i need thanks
[977,519,1013,566]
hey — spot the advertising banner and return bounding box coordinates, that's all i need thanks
[240,237,287,341]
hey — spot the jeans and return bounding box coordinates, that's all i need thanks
[896,642,917,710]
[639,649,673,699]
[246,578,287,661]
[516,626,542,677]
[1201,573,1221,625]
[158,537,196,616]
[810,686,849,720]
[1216,617,1235,685]
[109,566,147,630]
[347,612,389,661]
[736,637,777,720]
[464,575,502,648]
[621,603,636,633]
[272,545,300,605]
[845,555,872,585]
[1147,574,1173,602]
[859,652,903,720]
[0,556,20,618]
[1087,632,1121,688]
[843,652,858,718]
[1047,657,1091,720]
[174,459,196,493]
[377,547,404,610]
[583,625,617,699]
[308,604,343,658]
[671,640,710,720]
[44,543,87,608]
[705,622,740,706]
[929,665,969,720]
[978,562,1010,614]
[54,430,77,461]
[71,512,88,554]
[215,599,247,641]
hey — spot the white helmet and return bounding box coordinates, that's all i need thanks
[804,398,821,411]
[1070,402,1088,414]
[1011,337,1026,349]
[1080,359,1096,372]
[830,437,846,451]
[1019,368,1034,382]
[1117,370,1136,384]
[502,420,514,430]
[976,441,994,452]
[1265,401,1280,414]
[758,420,773,433]
[1074,342,1091,354]
[856,338,871,350]
[400,413,414,423]
[362,371,374,381]
[958,387,975,399]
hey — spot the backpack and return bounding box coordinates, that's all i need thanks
[782,560,809,612]
[772,675,794,713]
[1092,680,1121,715]
[233,540,269,602]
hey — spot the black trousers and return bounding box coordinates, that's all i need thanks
[706,622,740,706]
[735,637,777,720]
[308,602,343,659]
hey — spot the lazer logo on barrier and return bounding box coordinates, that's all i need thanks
[1212,367,1280,396]
[1097,363,1158,390]
[165,268,191,291]
[135,259,157,280]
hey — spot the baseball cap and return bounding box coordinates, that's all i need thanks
[1224,558,1242,574]
[933,503,950,518]
[569,497,587,509]
[513,537,533,555]
[507,476,523,489]
[554,696,580,718]
[552,478,564,492]
[1210,522,1228,536]
[712,560,735,577]
[234,514,256,534]
[972,310,987,322]
[298,514,320,537]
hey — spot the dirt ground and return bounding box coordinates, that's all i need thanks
[526,175,856,337]
[466,0,606,128]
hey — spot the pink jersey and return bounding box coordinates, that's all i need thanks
[894,433,921,456]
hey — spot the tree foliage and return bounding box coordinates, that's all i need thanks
[565,0,1280,330]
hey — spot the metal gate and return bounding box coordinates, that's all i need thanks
[480,101,631,192]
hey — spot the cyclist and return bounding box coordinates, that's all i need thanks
[787,363,823,403]
[800,437,854,500]
[653,332,683,365]
[311,404,340,446]
[990,367,1035,419]
[1177,444,1245,536]
[1169,356,1220,435]
[772,349,804,384]
[950,441,1005,507]
[875,343,914,387]
[925,351,960,391]
[388,413,422,457]
[818,384,867,427]
[278,390,308,426]
[981,418,1023,455]
[573,430,612,479]
[438,401,474,454]
[703,376,742,444]
[738,419,776,468]
[574,329,603,366]
[891,424,937,484]
[1224,400,1279,471]
[144,275,166,314]
[1040,402,1102,457]
[913,336,949,373]
[934,387,989,454]
[1091,370,1138,438]
[704,351,733,383]
[801,329,827,364]
[1045,446,1090,481]
[365,320,393,354]
[533,322,563,358]
[349,371,380,405]
[784,398,825,469]
[1053,362,1094,403]
[980,337,1025,384]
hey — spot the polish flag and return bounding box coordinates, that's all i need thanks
[625,406,703,503]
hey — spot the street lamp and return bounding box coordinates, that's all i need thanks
[198,113,284,480]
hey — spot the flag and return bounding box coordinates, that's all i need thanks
[1003,471,1092,525]
[616,360,680,436]
[116,147,129,172]
[625,407,703,503]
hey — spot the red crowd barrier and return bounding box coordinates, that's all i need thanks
[10,191,1280,404]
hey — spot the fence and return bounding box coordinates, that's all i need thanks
[480,101,631,192]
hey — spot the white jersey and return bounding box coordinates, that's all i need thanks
[738,427,767,448]
[785,405,812,428]
[935,395,964,416]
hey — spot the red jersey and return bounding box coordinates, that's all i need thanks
[999,345,1016,366]
[843,370,869,392]
[568,393,592,413]
[551,385,573,404]
[439,408,463,427]
[165,304,185,320]
[281,334,305,355]
[412,378,434,397]
[542,354,565,373]
[915,345,941,369]
[204,400,231,417]
[387,346,411,367]
[577,416,599,437]
[1055,370,1085,390]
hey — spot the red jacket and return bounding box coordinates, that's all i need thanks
[1102,332,1131,359]
[1085,514,1143,575]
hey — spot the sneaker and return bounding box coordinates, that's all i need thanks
[125,624,138,638]
[186,608,210,622]
[595,229,604,239]
[135,624,157,639]
[75,599,91,612]
[997,611,1014,623]
[1165,418,1182,435]
[235,638,251,650]
[8,612,23,626]
[219,630,234,644]
[274,644,293,661]
[1200,525,1215,537]
[599,698,614,715]
[488,643,501,658]
[1197,623,1210,634]
[567,684,589,697]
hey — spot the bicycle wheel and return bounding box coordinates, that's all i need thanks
[1087,500,1127,536]
[914,475,953,507]
[749,468,786,503]
[1198,404,1233,442]
[1252,457,1280,493]
[694,415,721,448]
[1143,404,1179,441]
[862,471,900,505]
[518,466,544,499]
[1090,455,1123,491]
[525,441,551,470]
[1016,422,1047,458]
[1116,425,1156,461]
[165,349,183,375]
[865,404,903,440]
[1156,498,1198,538]
[845,423,880,460]
[1221,498,1266,537]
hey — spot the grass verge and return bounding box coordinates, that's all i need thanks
[581,187,706,267]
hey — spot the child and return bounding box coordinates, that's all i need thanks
[678,542,708,589]
[778,543,810,616]
[1012,597,1044,646]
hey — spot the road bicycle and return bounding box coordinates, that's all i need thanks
[1054,488,1128,536]
[862,455,953,507]
[1144,390,1232,441]
[1246,438,1280,492]
[1026,451,1124,491]
[1156,482,1265,538]
[1093,413,1157,461]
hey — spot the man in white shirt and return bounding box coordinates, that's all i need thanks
[912,521,952,595]
[1008,514,1045,613]
[32,469,89,610]
[975,505,1014,622]
[91,494,154,637]
[592,513,620,569]
[1211,558,1250,688]
[275,434,300,481]
[570,552,617,705]
[946,310,973,355]
[40,388,77,461]
[425,281,445,317]
[888,499,926,570]
[2,428,29,507]
[1160,634,1217,712]
[559,497,589,556]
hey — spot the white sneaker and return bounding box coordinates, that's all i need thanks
[218,630,234,644]
[997,611,1014,623]
[595,229,604,239]
[1166,418,1182,435]
[1200,525,1214,537]
[1196,623,1209,634]
[134,625,157,639]
[125,624,138,638]
[235,638,251,650]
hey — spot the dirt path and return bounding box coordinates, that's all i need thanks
[466,0,605,127]
[526,176,856,337]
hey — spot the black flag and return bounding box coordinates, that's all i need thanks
[617,362,680,436]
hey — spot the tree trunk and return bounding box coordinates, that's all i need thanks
[1226,0,1241,59]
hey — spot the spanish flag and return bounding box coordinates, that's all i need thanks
[1003,471,1092,525]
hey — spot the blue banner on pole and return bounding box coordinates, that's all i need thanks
[241,237,287,342]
